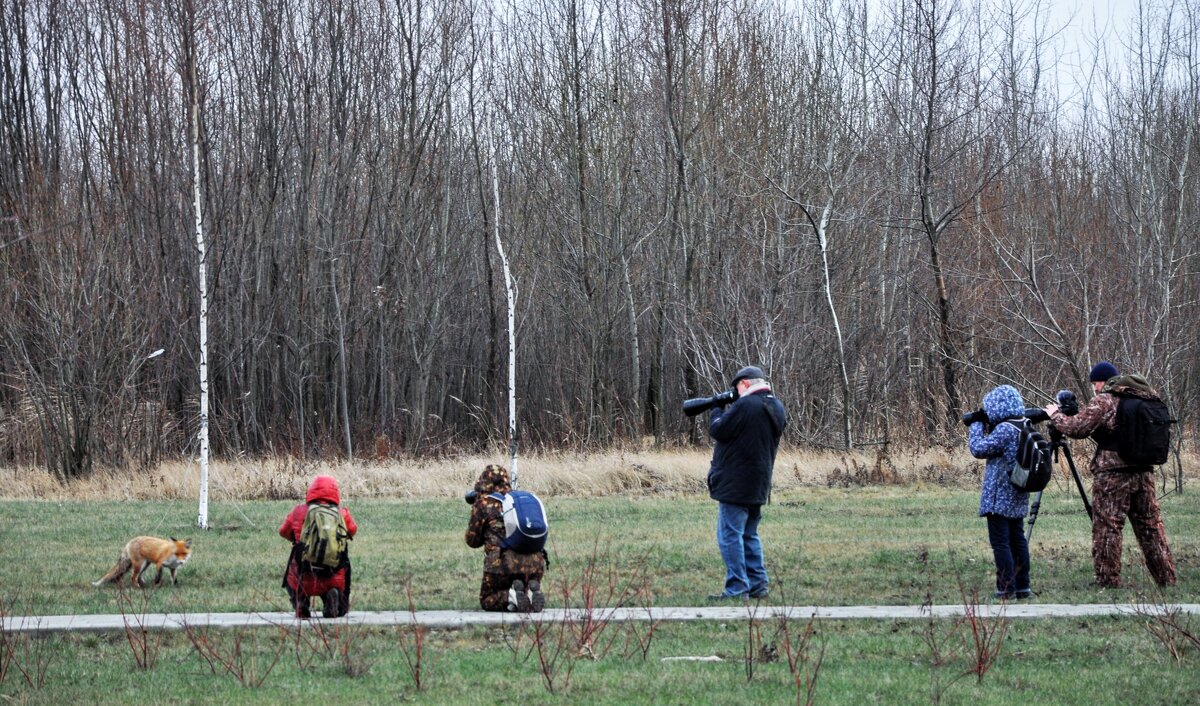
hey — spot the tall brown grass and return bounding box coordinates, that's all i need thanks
[0,447,1194,501]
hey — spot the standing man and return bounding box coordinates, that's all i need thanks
[706,365,787,601]
[1044,361,1177,588]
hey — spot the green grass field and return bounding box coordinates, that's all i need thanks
[1,486,1197,703]
[2,619,1199,705]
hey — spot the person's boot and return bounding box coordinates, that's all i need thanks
[295,596,311,619]
[528,579,545,612]
[322,588,341,618]
[511,579,532,612]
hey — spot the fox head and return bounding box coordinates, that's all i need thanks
[169,537,194,563]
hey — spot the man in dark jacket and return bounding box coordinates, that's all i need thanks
[1045,361,1177,588]
[706,365,787,601]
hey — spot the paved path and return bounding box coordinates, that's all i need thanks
[7,603,1199,633]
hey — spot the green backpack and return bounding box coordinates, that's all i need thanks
[299,503,349,571]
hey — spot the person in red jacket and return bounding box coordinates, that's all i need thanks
[280,475,358,618]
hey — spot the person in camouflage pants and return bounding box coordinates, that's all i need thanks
[465,464,547,612]
[1046,361,1177,588]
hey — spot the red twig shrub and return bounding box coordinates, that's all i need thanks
[115,584,164,670]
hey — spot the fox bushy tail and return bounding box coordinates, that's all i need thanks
[92,554,131,586]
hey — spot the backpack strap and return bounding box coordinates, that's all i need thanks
[487,492,506,502]
[1093,394,1128,452]
[762,396,784,436]
[998,417,1027,432]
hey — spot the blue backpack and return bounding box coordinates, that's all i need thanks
[487,490,548,554]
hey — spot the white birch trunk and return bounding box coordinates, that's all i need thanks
[815,198,853,449]
[331,262,353,460]
[191,54,210,530]
[491,148,518,485]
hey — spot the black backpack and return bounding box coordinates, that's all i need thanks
[1003,419,1053,492]
[1105,395,1175,466]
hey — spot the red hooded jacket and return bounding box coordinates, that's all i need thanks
[281,475,357,598]
[279,475,358,542]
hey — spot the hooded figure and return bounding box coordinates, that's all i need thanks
[970,385,1029,518]
[465,464,547,612]
[967,384,1034,599]
[280,475,358,618]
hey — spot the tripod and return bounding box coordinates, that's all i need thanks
[1026,430,1094,541]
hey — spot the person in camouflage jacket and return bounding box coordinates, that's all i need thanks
[465,464,547,612]
[1045,361,1177,588]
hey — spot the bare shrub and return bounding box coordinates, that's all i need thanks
[289,613,374,678]
[181,617,289,688]
[560,543,657,660]
[825,449,905,487]
[743,600,768,683]
[396,582,428,689]
[918,548,1009,704]
[1132,586,1200,664]
[525,612,577,695]
[774,614,824,705]
[1,593,57,689]
[116,585,163,670]
[957,579,1008,683]
[620,564,663,661]
[0,595,15,684]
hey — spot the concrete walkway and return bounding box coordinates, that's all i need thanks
[8,603,1200,633]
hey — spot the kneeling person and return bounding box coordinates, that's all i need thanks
[465,464,546,612]
[280,475,357,618]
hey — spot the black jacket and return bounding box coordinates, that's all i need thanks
[706,389,787,506]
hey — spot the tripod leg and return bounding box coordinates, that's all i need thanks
[1062,446,1093,519]
[1026,491,1043,541]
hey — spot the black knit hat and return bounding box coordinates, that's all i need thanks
[1088,361,1119,383]
[730,366,765,386]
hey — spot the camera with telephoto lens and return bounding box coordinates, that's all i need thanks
[961,408,989,427]
[963,389,1077,428]
[682,389,738,417]
[464,489,478,505]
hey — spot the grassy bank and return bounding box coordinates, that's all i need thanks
[1,484,1197,703]
[1,487,1195,616]
[1,618,1198,704]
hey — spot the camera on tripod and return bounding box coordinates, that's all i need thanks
[1028,390,1078,438]
[961,389,1078,429]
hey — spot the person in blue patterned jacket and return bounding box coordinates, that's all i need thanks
[967,384,1034,599]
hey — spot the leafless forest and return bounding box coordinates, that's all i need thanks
[0,0,1196,480]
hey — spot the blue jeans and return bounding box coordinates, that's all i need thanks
[717,503,767,596]
[986,514,1030,595]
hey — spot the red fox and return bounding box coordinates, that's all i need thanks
[92,536,193,587]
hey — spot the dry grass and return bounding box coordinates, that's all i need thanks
[1,446,1195,502]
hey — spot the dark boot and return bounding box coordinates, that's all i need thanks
[528,579,545,612]
[322,588,341,618]
[511,579,532,612]
[295,596,311,619]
